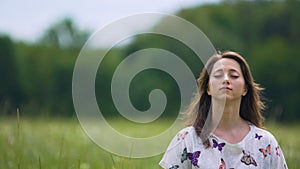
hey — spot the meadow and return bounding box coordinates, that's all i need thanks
[0,115,299,169]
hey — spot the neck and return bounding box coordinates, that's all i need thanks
[212,98,246,130]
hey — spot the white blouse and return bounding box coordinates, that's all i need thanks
[159,124,288,169]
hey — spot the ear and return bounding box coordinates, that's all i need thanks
[242,86,248,96]
[207,86,211,95]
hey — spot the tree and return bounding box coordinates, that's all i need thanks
[39,18,90,49]
[0,35,22,114]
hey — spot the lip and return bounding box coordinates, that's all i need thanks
[219,87,232,90]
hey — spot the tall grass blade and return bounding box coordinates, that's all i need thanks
[77,159,80,169]
[58,136,64,169]
[17,108,20,140]
[16,108,21,169]
[110,154,116,169]
[38,156,42,169]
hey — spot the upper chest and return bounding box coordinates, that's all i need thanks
[186,135,271,169]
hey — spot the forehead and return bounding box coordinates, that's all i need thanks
[212,58,242,72]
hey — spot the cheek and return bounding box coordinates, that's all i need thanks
[235,80,246,91]
[208,79,219,91]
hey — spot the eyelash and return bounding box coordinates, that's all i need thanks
[231,75,239,79]
[213,75,239,79]
[214,75,222,78]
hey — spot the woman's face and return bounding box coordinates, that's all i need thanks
[207,58,247,101]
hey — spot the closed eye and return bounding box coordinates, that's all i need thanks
[214,75,223,78]
[231,75,239,79]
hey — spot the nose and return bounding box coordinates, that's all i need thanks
[223,74,230,84]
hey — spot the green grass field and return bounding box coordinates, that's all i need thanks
[0,116,299,169]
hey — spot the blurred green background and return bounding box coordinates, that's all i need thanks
[1,0,300,121]
[1,0,300,168]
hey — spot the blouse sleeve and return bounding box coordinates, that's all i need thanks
[159,128,192,169]
[269,134,288,169]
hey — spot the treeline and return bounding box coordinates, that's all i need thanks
[177,0,300,121]
[124,0,300,121]
[0,0,299,121]
[0,18,87,116]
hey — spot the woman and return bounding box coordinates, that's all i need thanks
[159,51,288,169]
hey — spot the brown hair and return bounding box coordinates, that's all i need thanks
[185,51,265,146]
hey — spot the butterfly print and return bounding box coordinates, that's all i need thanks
[177,131,189,141]
[181,148,189,163]
[259,144,271,158]
[219,158,226,169]
[275,146,281,156]
[212,139,226,152]
[180,147,201,167]
[169,165,179,169]
[255,133,263,140]
[241,150,257,166]
[188,150,201,167]
[177,133,180,141]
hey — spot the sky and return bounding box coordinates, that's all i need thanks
[0,0,219,43]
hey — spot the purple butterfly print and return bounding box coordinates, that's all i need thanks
[212,139,226,152]
[188,151,201,168]
[255,133,263,140]
[181,147,201,167]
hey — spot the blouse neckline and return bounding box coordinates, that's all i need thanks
[210,123,253,146]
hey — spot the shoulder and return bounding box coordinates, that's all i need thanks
[177,126,196,135]
[248,124,288,168]
[250,124,279,144]
[164,126,198,152]
[174,126,203,145]
[174,126,198,142]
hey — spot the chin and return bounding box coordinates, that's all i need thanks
[213,94,237,102]
[213,94,227,101]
